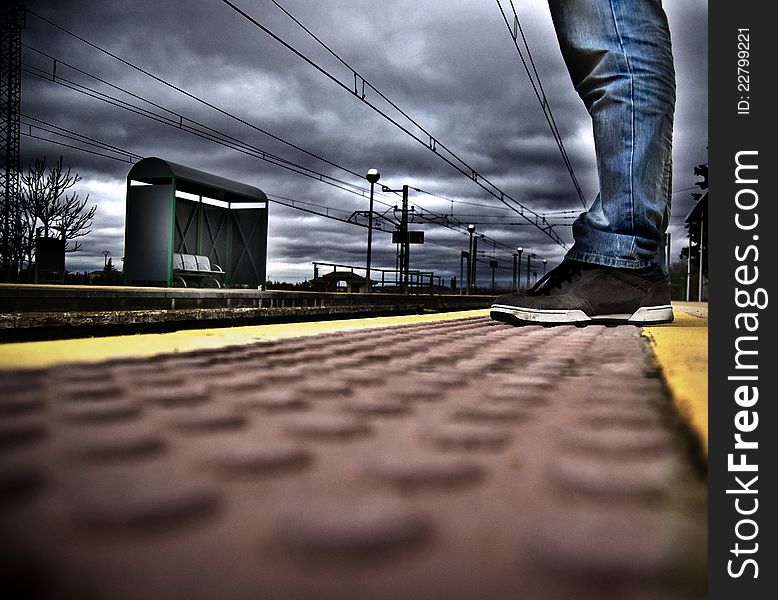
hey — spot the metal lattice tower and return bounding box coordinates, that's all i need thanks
[0,4,25,279]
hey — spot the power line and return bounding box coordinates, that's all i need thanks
[21,64,514,257]
[24,9,372,187]
[456,220,574,226]
[20,117,375,225]
[21,130,135,164]
[220,0,567,248]
[26,7,566,252]
[22,113,538,264]
[494,0,588,211]
[23,12,556,263]
[25,124,554,271]
[21,114,143,162]
[21,56,377,199]
[411,187,515,213]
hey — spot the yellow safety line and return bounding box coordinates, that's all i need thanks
[0,309,490,370]
[642,306,708,454]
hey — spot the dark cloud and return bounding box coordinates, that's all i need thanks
[20,0,707,284]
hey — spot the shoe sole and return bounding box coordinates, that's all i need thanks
[489,304,674,326]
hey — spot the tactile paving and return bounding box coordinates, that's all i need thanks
[0,316,706,600]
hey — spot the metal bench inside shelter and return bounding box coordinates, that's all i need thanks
[173,253,225,288]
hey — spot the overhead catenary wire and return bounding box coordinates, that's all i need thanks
[21,131,136,164]
[22,58,553,260]
[22,41,555,221]
[21,114,144,163]
[23,10,557,267]
[411,187,515,214]
[22,110,547,266]
[411,186,581,219]
[267,196,532,266]
[219,0,567,249]
[21,57,378,200]
[494,0,588,211]
[21,65,543,263]
[20,118,372,224]
[24,9,373,187]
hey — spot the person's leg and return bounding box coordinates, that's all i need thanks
[548,0,676,270]
[490,0,676,325]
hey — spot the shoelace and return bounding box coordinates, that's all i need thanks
[528,261,584,296]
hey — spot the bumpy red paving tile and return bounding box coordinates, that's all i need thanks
[65,425,167,461]
[58,398,141,423]
[275,498,431,557]
[195,436,313,476]
[0,316,706,600]
[422,422,512,451]
[363,454,486,491]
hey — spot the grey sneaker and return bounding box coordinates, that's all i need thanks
[490,259,674,325]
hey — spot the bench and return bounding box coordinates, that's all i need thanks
[173,253,225,288]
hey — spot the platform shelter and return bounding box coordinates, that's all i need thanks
[124,157,268,288]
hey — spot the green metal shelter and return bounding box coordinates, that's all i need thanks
[124,157,268,288]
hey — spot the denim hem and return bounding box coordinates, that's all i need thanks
[564,249,655,270]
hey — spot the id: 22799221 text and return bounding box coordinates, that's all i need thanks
[737,28,750,115]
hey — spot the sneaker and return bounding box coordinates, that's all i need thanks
[490,259,674,325]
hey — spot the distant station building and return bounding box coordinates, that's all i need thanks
[124,157,268,288]
[308,270,371,293]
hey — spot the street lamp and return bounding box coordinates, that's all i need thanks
[516,246,523,291]
[365,169,380,293]
[542,258,548,277]
[467,224,476,295]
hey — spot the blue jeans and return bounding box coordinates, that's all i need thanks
[548,0,675,271]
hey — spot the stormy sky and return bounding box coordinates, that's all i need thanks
[19,0,708,286]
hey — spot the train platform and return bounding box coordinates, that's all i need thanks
[0,304,708,600]
[0,284,494,339]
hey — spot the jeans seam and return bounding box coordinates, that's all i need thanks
[607,0,635,235]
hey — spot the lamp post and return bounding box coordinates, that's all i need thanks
[467,224,476,295]
[516,246,523,291]
[365,169,380,293]
[542,259,547,277]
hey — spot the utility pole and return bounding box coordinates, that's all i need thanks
[365,169,380,293]
[526,253,531,289]
[466,224,475,295]
[0,4,25,280]
[472,235,479,293]
[385,183,411,294]
[398,185,409,293]
[460,250,467,295]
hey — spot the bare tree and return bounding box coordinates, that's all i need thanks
[20,156,97,266]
